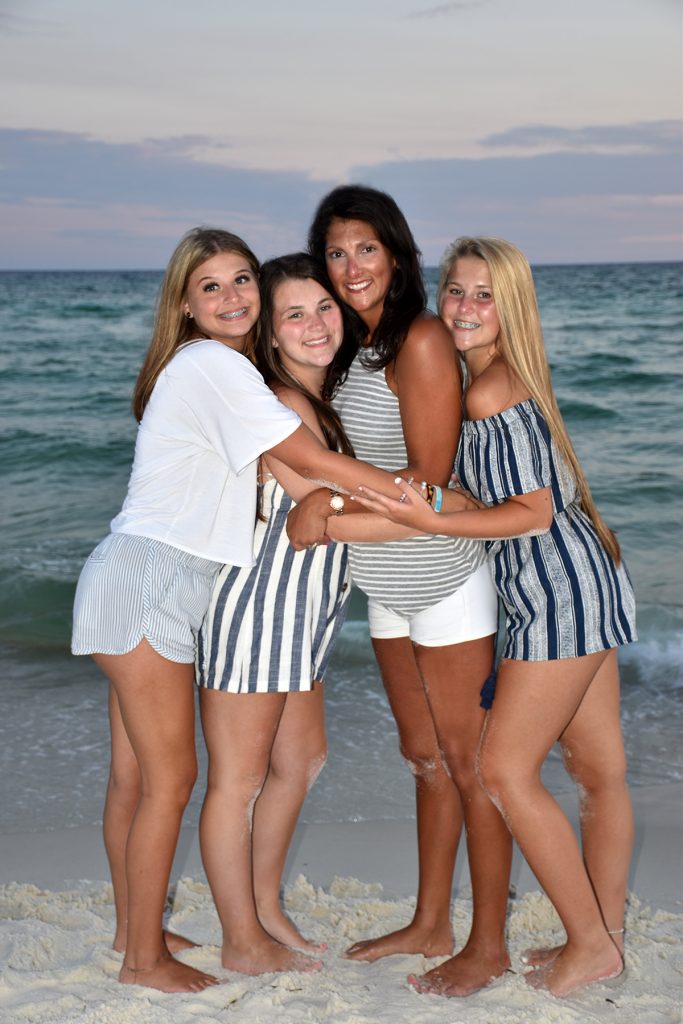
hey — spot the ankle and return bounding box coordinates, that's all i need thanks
[122,951,171,975]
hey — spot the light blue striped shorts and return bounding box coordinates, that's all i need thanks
[71,533,221,663]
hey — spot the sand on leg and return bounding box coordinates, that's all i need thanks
[93,641,217,993]
[521,649,632,968]
[198,687,322,975]
[407,633,512,996]
[475,652,624,998]
[345,635,462,961]
[251,682,328,953]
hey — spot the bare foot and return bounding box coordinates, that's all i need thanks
[407,942,511,997]
[520,942,564,969]
[344,922,453,962]
[222,935,322,975]
[113,928,198,955]
[258,905,327,955]
[524,940,623,998]
[522,930,624,971]
[120,954,218,993]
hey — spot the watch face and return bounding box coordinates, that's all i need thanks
[330,493,345,513]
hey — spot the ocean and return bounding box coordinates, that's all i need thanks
[1,263,682,834]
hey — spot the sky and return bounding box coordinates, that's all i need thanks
[1,0,681,268]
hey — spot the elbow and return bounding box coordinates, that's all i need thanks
[532,504,554,535]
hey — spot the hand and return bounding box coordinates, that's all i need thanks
[352,477,440,533]
[286,489,331,550]
[442,488,486,513]
[448,475,487,511]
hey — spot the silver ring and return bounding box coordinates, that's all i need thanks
[398,493,408,504]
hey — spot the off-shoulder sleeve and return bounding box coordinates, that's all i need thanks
[468,402,554,505]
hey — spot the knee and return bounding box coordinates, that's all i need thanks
[475,744,521,808]
[205,754,271,806]
[169,757,199,806]
[561,744,628,796]
[270,738,328,792]
[399,740,447,783]
[141,756,197,811]
[438,740,479,794]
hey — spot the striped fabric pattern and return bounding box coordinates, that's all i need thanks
[457,399,637,661]
[333,352,486,617]
[71,533,221,663]
[197,479,350,693]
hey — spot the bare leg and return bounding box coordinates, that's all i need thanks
[408,634,512,996]
[477,652,625,998]
[345,636,462,961]
[103,685,196,955]
[252,683,328,953]
[198,688,322,975]
[93,642,217,993]
[521,650,632,967]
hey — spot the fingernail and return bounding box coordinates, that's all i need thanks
[394,477,402,484]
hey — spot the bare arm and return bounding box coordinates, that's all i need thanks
[285,314,462,548]
[325,511,420,543]
[352,477,553,540]
[392,313,462,485]
[268,423,399,500]
[262,387,334,504]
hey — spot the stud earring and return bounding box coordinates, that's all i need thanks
[184,311,193,319]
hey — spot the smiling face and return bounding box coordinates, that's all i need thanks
[270,277,343,391]
[323,218,396,331]
[439,256,501,364]
[183,251,260,351]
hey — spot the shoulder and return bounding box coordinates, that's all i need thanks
[403,312,452,350]
[173,339,265,387]
[396,313,458,375]
[465,361,529,420]
[270,383,322,436]
[271,383,315,418]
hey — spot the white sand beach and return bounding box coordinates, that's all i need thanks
[1,783,681,1024]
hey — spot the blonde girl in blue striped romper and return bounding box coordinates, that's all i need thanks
[354,237,636,1000]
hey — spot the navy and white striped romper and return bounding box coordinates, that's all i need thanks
[457,399,637,661]
[196,477,351,693]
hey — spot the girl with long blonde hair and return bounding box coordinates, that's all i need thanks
[72,227,419,994]
[354,236,636,999]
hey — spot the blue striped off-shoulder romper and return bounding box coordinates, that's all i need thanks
[457,399,636,661]
[196,477,350,693]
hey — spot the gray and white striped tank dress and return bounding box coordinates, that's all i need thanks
[197,477,350,693]
[334,350,486,617]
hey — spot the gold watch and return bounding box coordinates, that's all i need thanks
[329,491,345,516]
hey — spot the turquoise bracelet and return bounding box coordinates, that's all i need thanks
[432,484,443,512]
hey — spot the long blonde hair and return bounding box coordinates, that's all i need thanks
[438,236,621,564]
[132,227,259,422]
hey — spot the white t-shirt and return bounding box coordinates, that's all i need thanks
[111,339,301,565]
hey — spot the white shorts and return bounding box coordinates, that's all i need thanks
[367,562,498,647]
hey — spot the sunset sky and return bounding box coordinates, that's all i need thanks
[1,0,681,268]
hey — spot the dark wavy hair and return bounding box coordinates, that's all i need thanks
[307,184,426,370]
[256,252,355,457]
